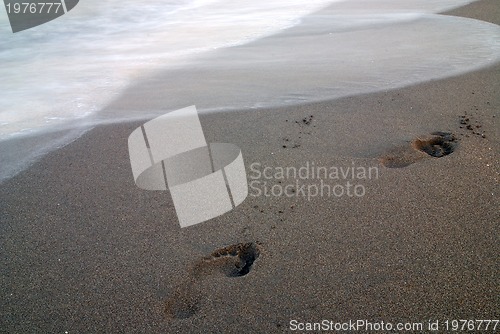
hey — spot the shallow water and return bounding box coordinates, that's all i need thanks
[1,0,499,182]
[0,0,337,140]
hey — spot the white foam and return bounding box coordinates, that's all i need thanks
[97,10,500,119]
[0,0,337,141]
[1,0,499,183]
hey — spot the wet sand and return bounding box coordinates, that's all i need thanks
[1,0,499,332]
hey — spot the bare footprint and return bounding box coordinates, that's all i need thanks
[380,132,457,168]
[165,242,261,319]
[413,132,456,157]
[194,242,260,278]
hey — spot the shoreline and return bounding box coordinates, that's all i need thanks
[1,0,499,332]
[2,0,500,184]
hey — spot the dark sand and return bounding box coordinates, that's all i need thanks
[1,1,499,332]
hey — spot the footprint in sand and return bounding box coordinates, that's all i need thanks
[380,132,457,168]
[164,242,261,319]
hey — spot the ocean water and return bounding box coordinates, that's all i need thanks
[0,0,338,140]
[1,0,499,181]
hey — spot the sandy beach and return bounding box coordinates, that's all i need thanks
[1,0,498,332]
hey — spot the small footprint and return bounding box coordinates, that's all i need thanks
[412,132,456,158]
[197,242,260,277]
[164,242,261,319]
[380,132,457,168]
